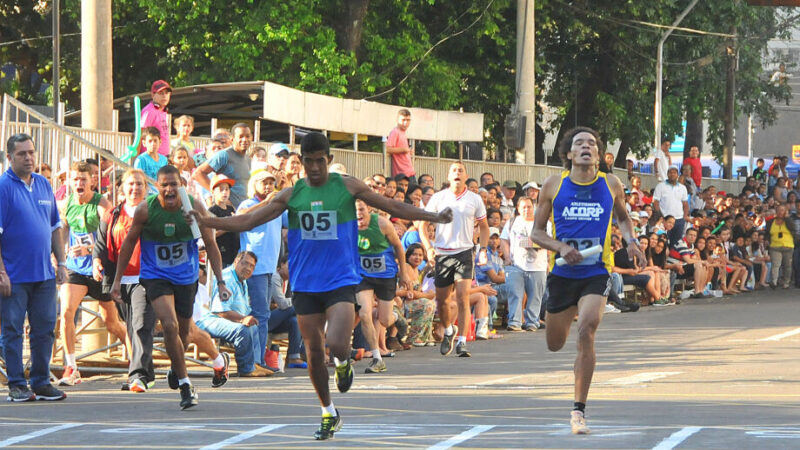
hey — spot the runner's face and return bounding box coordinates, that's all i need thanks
[356,201,371,229]
[569,132,599,167]
[123,174,146,204]
[235,254,256,280]
[301,150,331,186]
[70,170,91,197]
[157,173,181,208]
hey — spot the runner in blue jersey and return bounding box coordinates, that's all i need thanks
[531,127,644,435]
[111,165,231,410]
[194,132,452,440]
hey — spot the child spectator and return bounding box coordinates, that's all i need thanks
[171,115,197,157]
[133,126,168,191]
[208,174,239,267]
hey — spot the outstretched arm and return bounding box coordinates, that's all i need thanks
[344,176,451,224]
[194,188,291,232]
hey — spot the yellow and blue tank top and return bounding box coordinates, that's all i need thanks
[65,192,103,276]
[139,194,199,285]
[549,171,614,278]
[358,213,398,279]
[287,173,361,292]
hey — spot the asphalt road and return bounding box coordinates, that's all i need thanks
[2,288,799,449]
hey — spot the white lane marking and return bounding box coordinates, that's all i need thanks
[760,327,800,341]
[476,374,528,385]
[427,425,495,450]
[0,423,82,448]
[199,424,286,450]
[603,372,682,386]
[652,427,703,450]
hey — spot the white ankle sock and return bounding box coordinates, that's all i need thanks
[65,353,76,368]
[213,354,225,369]
[371,349,382,361]
[457,336,467,345]
[445,325,454,336]
[333,357,347,368]
[179,377,191,386]
[321,403,337,416]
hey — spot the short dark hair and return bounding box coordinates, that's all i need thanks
[6,133,33,156]
[557,127,605,169]
[156,164,180,179]
[142,126,161,140]
[70,161,91,173]
[398,108,411,117]
[486,208,501,218]
[405,243,426,264]
[236,250,258,264]
[231,122,251,136]
[419,173,432,182]
[300,132,330,155]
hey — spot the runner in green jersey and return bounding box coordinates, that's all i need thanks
[111,165,230,410]
[194,133,452,440]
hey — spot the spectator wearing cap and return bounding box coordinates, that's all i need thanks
[500,180,518,210]
[522,181,540,203]
[140,80,172,156]
[386,108,416,184]
[654,165,689,244]
[236,168,288,369]
[500,196,547,331]
[193,122,252,208]
[209,174,240,266]
[267,143,291,189]
[1,133,68,401]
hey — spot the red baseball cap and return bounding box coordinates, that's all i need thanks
[151,80,172,94]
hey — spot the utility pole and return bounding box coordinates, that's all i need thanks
[52,0,60,116]
[517,0,535,164]
[81,0,113,130]
[722,27,737,179]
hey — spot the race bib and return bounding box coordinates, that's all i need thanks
[154,242,190,268]
[561,237,601,265]
[75,232,94,247]
[360,255,386,274]
[298,211,337,240]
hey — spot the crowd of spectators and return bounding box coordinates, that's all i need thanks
[3,82,798,393]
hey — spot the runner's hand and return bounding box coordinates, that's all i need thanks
[92,259,104,282]
[626,240,646,270]
[110,281,122,303]
[478,248,488,266]
[184,210,203,227]
[559,243,583,265]
[218,283,232,302]
[436,207,453,224]
[0,271,11,297]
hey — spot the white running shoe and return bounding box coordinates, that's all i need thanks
[570,410,591,434]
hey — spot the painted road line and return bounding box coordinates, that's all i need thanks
[651,427,703,450]
[0,423,82,448]
[603,372,682,386]
[476,374,528,385]
[760,327,800,341]
[427,425,495,450]
[199,424,286,450]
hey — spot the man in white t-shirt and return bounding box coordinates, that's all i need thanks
[419,161,490,357]
[500,197,548,331]
[653,165,689,244]
[654,139,671,182]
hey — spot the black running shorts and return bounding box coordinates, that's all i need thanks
[434,249,474,288]
[139,278,198,319]
[356,276,397,301]
[546,273,611,314]
[293,285,357,316]
[66,270,111,301]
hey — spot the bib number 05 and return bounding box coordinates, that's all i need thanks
[360,255,386,274]
[155,242,189,268]
[299,211,337,240]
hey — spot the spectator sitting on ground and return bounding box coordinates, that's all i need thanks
[195,251,273,377]
[268,256,306,369]
[612,234,664,305]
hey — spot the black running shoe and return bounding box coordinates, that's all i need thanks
[314,410,342,440]
[211,352,230,388]
[334,361,354,393]
[440,325,458,356]
[167,368,179,390]
[179,383,198,410]
[33,384,66,401]
[455,342,471,357]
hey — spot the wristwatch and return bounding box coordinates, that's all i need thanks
[57,261,67,268]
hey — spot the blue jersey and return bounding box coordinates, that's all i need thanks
[550,171,614,278]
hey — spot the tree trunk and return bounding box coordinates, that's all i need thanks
[684,107,703,159]
[334,0,370,54]
[722,29,736,179]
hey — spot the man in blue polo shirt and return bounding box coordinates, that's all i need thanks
[0,133,68,402]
